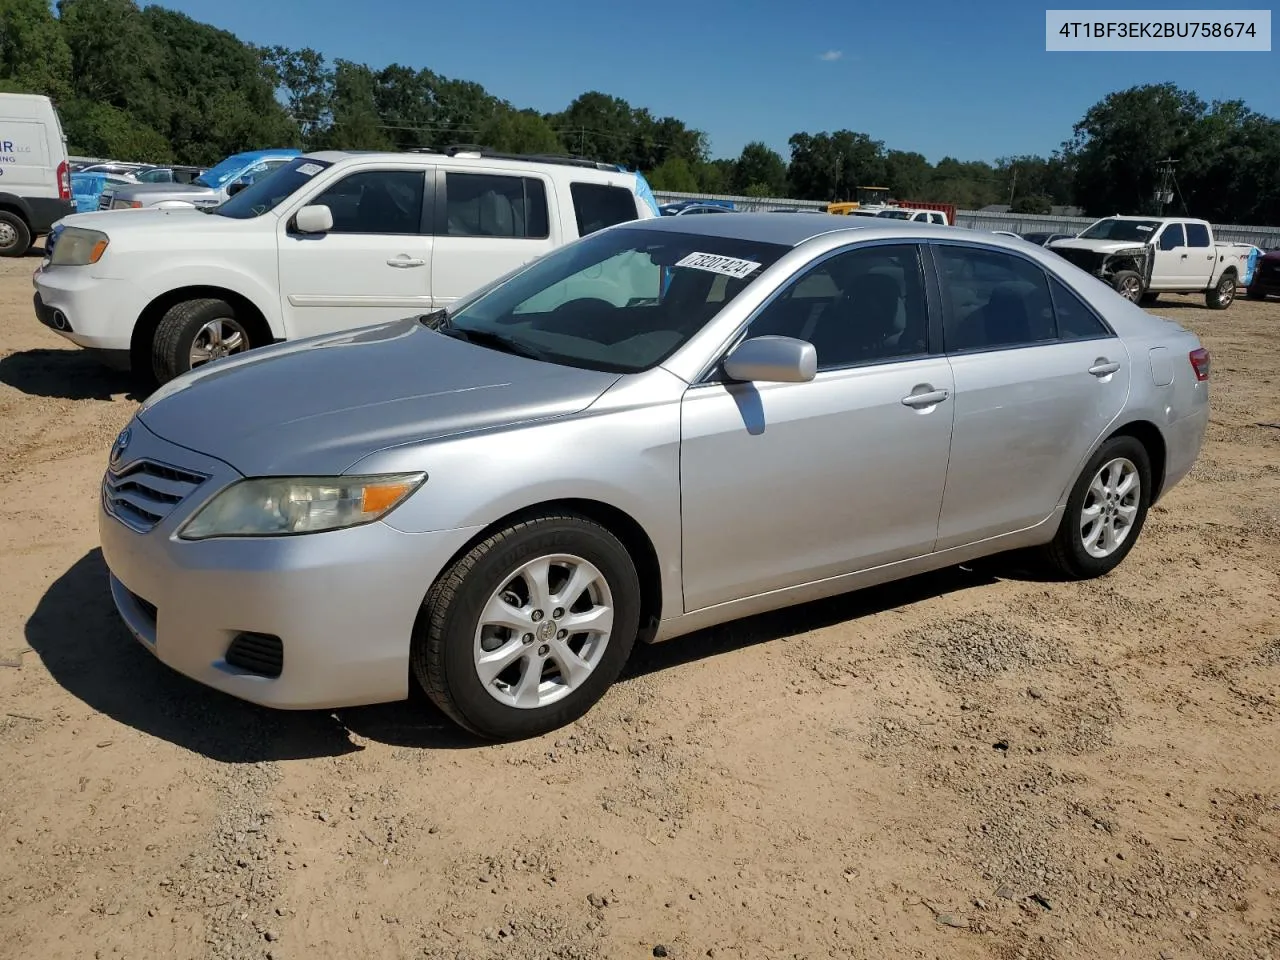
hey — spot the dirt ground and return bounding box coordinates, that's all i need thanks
[1,248,1278,960]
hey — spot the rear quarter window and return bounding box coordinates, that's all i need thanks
[570,182,640,237]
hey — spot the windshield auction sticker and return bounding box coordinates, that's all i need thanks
[675,252,762,280]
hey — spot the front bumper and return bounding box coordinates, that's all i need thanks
[33,265,135,352]
[98,420,481,710]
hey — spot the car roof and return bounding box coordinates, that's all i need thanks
[302,150,634,182]
[623,211,1001,247]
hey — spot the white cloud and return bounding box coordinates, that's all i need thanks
[817,50,843,61]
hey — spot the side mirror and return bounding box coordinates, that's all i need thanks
[227,180,249,197]
[294,204,334,234]
[722,336,817,384]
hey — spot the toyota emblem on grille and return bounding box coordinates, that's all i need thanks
[110,427,132,466]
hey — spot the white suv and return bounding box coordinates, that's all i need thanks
[34,149,660,383]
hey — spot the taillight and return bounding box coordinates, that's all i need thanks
[56,160,70,200]
[1189,347,1210,381]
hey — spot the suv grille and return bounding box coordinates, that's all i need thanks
[103,460,208,533]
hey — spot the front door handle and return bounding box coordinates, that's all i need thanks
[1089,360,1121,377]
[387,256,425,268]
[901,388,950,408]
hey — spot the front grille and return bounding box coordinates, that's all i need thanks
[1055,248,1102,274]
[103,459,208,533]
[225,633,283,678]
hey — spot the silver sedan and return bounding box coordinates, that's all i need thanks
[99,215,1210,739]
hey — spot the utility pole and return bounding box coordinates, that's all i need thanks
[1008,166,1018,207]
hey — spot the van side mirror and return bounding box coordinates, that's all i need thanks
[723,336,817,383]
[293,204,334,234]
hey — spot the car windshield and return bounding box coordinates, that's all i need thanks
[441,226,789,374]
[193,154,263,188]
[876,210,911,220]
[1078,218,1161,241]
[212,157,333,219]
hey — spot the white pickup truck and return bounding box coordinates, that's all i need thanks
[34,148,660,384]
[1049,215,1251,308]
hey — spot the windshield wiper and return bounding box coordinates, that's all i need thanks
[440,326,548,362]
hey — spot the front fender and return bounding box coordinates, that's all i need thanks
[104,261,285,340]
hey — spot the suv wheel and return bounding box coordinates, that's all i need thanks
[0,211,32,257]
[152,298,252,384]
[1111,270,1143,302]
[412,513,641,740]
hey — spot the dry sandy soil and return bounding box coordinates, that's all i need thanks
[1,248,1278,960]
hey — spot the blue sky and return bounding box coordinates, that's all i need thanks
[153,0,1278,163]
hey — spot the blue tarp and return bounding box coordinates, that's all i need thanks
[1243,246,1260,286]
[71,171,108,213]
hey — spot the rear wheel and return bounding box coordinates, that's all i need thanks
[0,211,32,257]
[1039,435,1152,580]
[1112,270,1143,303]
[1206,273,1235,309]
[151,298,253,384]
[412,514,641,740]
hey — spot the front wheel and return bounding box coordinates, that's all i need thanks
[1038,435,1152,580]
[1206,274,1235,310]
[152,298,253,384]
[1112,270,1143,303]
[0,211,32,257]
[412,514,641,740]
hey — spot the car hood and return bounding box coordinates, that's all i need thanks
[1049,238,1149,255]
[57,206,233,234]
[136,317,623,476]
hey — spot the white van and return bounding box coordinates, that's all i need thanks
[0,93,75,256]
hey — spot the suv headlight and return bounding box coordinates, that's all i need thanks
[49,227,109,266]
[179,473,426,540]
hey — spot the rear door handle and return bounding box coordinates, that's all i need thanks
[901,388,949,408]
[1089,360,1121,377]
[387,256,425,268]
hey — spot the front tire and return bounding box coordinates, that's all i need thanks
[151,298,253,384]
[0,211,32,257]
[1039,435,1152,580]
[1112,270,1143,303]
[412,514,641,740]
[1206,274,1235,310]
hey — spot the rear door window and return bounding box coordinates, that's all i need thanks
[1184,222,1211,248]
[570,182,640,236]
[444,172,550,239]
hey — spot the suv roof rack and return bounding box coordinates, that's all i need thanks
[434,144,624,172]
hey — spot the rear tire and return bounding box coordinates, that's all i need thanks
[1206,273,1235,310]
[1039,435,1152,580]
[0,211,32,257]
[412,513,641,740]
[151,298,253,384]
[1112,271,1143,303]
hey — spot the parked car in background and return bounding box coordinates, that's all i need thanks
[95,215,1209,739]
[659,203,733,216]
[1049,216,1251,307]
[70,172,135,214]
[1021,231,1074,247]
[35,149,660,383]
[0,92,75,256]
[132,165,207,185]
[877,207,950,226]
[1246,248,1280,300]
[96,149,301,211]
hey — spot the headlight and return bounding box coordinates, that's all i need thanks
[110,199,142,210]
[179,473,426,540]
[49,227,109,266]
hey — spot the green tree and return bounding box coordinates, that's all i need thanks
[321,60,392,150]
[787,130,886,201]
[59,99,170,160]
[0,0,72,99]
[884,149,932,199]
[477,108,564,154]
[647,156,700,192]
[262,46,332,147]
[732,141,787,196]
[695,158,735,194]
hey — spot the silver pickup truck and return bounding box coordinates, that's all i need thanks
[1049,215,1252,309]
[97,149,300,211]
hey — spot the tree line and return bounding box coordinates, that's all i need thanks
[2,0,1278,225]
